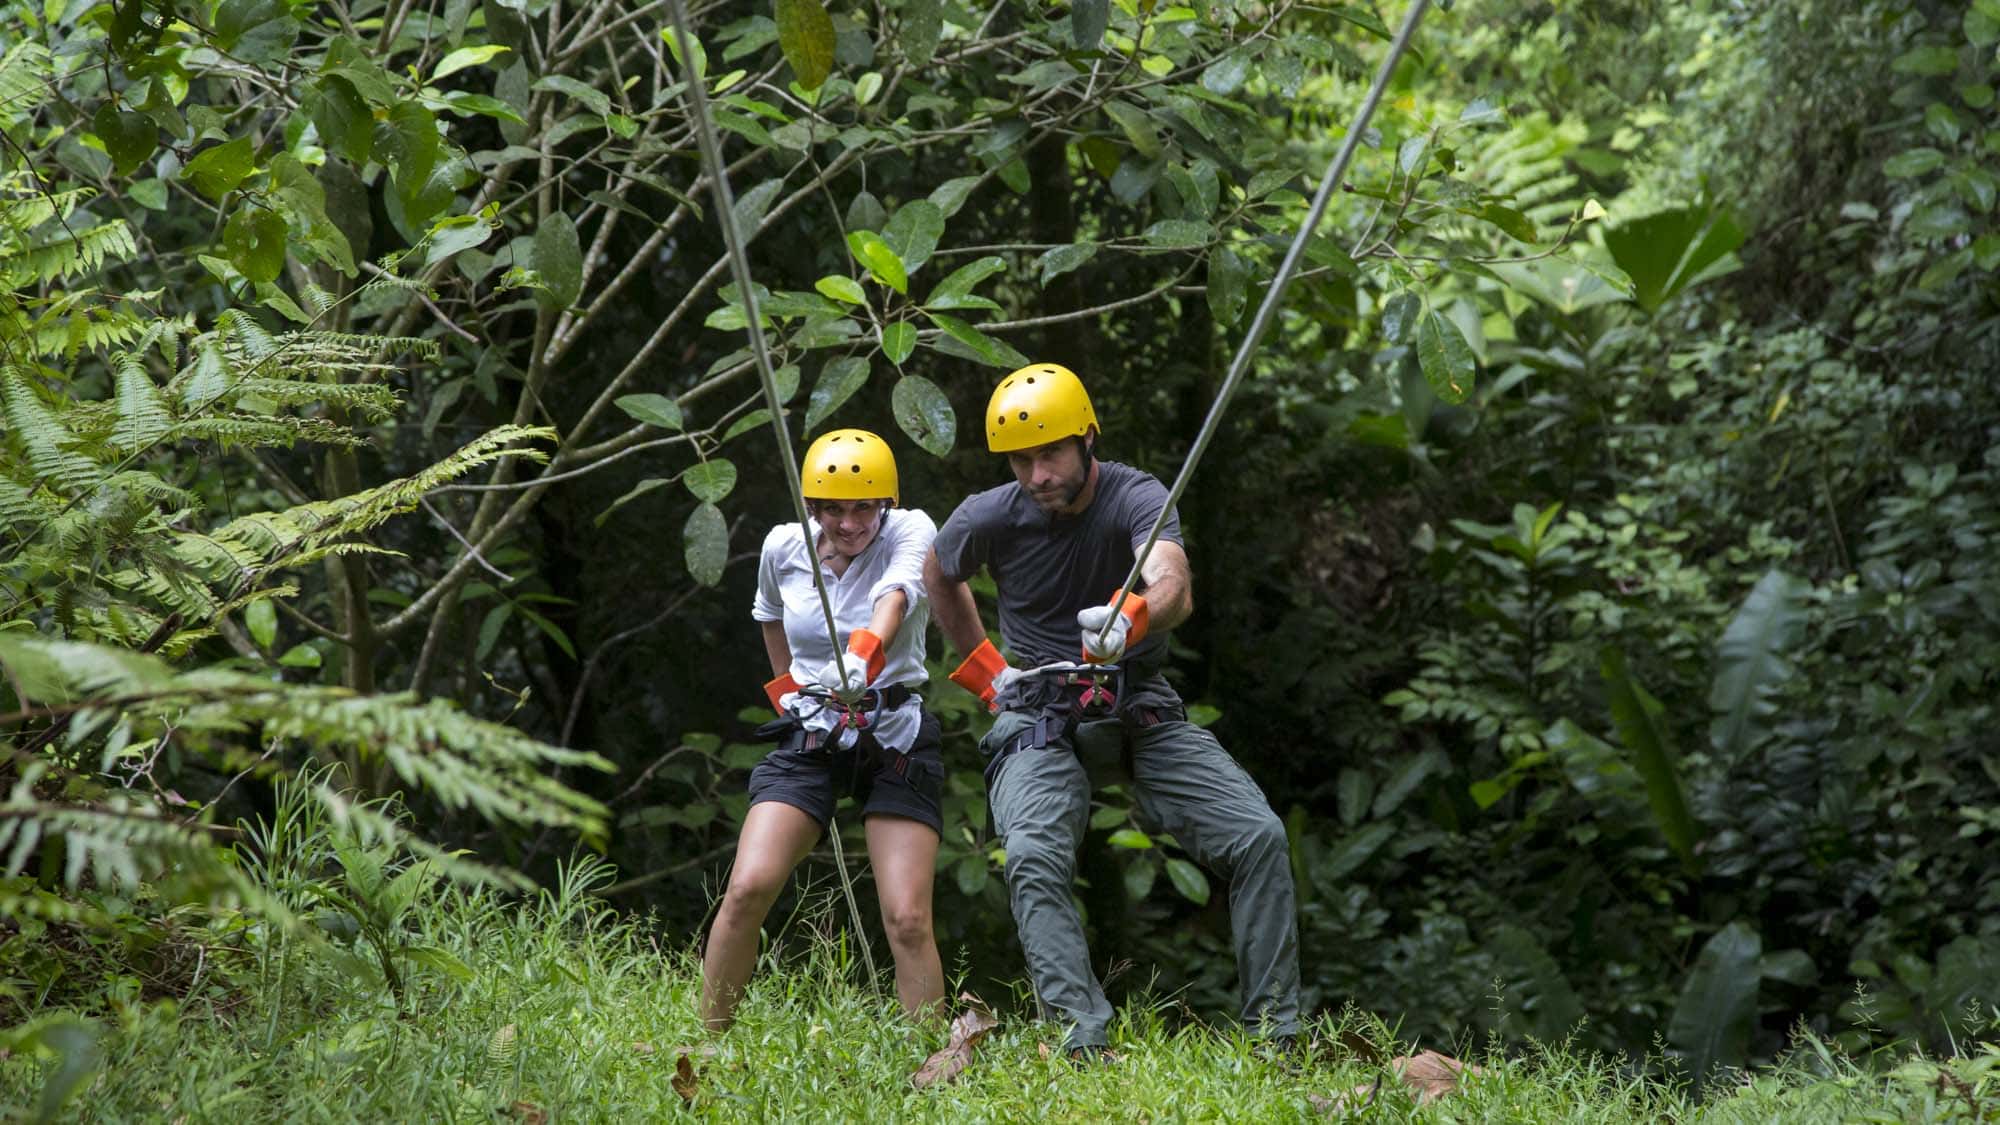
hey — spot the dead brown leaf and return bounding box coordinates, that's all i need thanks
[672,1052,698,1102]
[505,1101,548,1124]
[911,992,1001,1089]
[1313,1050,1484,1115]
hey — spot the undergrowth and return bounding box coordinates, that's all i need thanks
[1,794,1994,1122]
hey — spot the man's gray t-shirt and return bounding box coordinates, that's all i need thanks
[933,460,1184,708]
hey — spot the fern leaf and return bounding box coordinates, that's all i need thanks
[112,353,173,451]
[1,369,103,493]
[0,42,53,119]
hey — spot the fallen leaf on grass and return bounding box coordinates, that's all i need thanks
[505,1101,548,1124]
[1315,1049,1485,1115]
[672,1053,698,1102]
[632,1041,654,1056]
[912,992,1000,1089]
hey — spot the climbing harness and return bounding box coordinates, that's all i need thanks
[980,661,1156,783]
[1095,0,1435,654]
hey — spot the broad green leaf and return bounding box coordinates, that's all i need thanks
[853,72,883,105]
[1123,856,1157,899]
[595,477,672,526]
[1380,291,1420,343]
[245,599,277,650]
[1601,647,1699,866]
[902,0,942,64]
[1202,51,1252,96]
[1708,570,1807,756]
[1373,747,1444,817]
[1102,100,1163,158]
[1602,202,1746,311]
[214,0,298,63]
[846,231,908,293]
[684,502,729,587]
[660,25,709,80]
[1489,925,1585,1042]
[884,200,945,272]
[615,393,683,430]
[432,44,510,81]
[1143,219,1210,249]
[931,254,1007,304]
[441,92,527,125]
[776,0,836,90]
[1090,805,1128,830]
[304,76,372,164]
[1883,148,1943,178]
[424,214,493,268]
[533,212,582,309]
[891,374,954,456]
[683,460,738,503]
[1321,822,1395,880]
[1417,307,1474,403]
[92,105,154,175]
[927,313,1029,369]
[731,179,784,239]
[531,75,611,116]
[1891,45,1960,76]
[476,605,510,661]
[1071,0,1109,47]
[515,605,575,660]
[928,176,980,218]
[881,322,916,365]
[953,854,987,896]
[1037,242,1097,286]
[1667,922,1761,1087]
[1107,828,1152,849]
[723,409,771,441]
[1165,857,1209,905]
[1206,246,1247,326]
[279,642,322,669]
[816,275,867,304]
[182,136,255,200]
[1477,203,1537,242]
[805,355,870,430]
[1336,768,1374,827]
[223,207,287,283]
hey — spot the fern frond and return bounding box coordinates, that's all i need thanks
[1,369,103,493]
[2,220,140,288]
[0,636,613,841]
[112,352,173,451]
[215,309,280,362]
[0,41,53,119]
[232,377,401,422]
[209,426,554,568]
[172,414,367,448]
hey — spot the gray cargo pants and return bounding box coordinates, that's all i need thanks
[981,709,1302,1049]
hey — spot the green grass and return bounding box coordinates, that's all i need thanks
[5,858,1996,1123]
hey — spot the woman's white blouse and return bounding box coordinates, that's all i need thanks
[751,508,934,752]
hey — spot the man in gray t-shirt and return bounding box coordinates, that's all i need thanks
[924,362,1301,1057]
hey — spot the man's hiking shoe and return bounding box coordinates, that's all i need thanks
[1067,1043,1119,1067]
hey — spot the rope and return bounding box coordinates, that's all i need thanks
[667,0,875,988]
[1098,0,1434,648]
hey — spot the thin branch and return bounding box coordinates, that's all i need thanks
[420,497,516,582]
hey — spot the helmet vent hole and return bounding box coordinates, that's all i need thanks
[850,464,861,473]
[996,415,1005,425]
[1018,411,1028,421]
[1025,376,1036,384]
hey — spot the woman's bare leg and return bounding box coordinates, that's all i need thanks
[700,801,822,1032]
[865,813,945,1021]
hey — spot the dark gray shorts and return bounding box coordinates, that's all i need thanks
[747,709,944,834]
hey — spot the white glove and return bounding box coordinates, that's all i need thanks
[989,664,1024,705]
[814,651,871,703]
[1077,605,1130,663]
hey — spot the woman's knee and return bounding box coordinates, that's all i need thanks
[720,866,789,919]
[880,900,934,950]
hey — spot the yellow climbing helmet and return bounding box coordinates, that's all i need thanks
[985,362,1098,452]
[802,428,898,506]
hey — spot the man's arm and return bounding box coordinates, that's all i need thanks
[923,547,988,658]
[1135,540,1193,633]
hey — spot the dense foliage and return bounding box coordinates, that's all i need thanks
[3,0,1998,1112]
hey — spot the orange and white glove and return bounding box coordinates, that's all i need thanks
[948,638,1021,711]
[813,628,885,704]
[763,672,800,712]
[1077,593,1148,664]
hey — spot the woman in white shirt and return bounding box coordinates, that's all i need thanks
[700,428,945,1031]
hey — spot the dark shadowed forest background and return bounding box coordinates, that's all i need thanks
[4,0,1998,1105]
